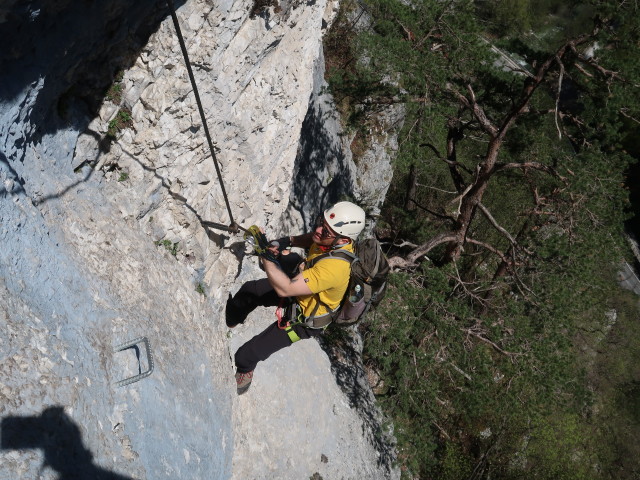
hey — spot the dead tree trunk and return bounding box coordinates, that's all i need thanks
[404,164,417,212]
[406,33,594,267]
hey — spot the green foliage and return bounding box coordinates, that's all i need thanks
[439,442,473,480]
[118,171,129,182]
[107,108,133,140]
[155,239,179,257]
[105,70,125,104]
[364,245,634,477]
[523,413,597,480]
[325,0,640,477]
[195,283,206,296]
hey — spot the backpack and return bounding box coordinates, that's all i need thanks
[306,238,390,327]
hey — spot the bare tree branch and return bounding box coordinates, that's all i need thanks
[411,198,456,221]
[450,182,474,216]
[387,255,417,271]
[449,262,491,306]
[461,327,522,357]
[495,31,595,141]
[493,161,567,182]
[445,118,471,191]
[571,45,620,80]
[477,203,517,245]
[432,420,451,440]
[407,232,459,264]
[420,142,443,159]
[397,19,415,42]
[385,240,419,249]
[620,108,640,125]
[465,237,510,265]
[573,61,594,78]
[399,31,600,266]
[555,55,565,139]
[447,84,499,137]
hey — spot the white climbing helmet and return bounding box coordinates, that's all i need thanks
[323,201,366,240]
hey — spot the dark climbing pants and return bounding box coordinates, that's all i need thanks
[226,278,323,374]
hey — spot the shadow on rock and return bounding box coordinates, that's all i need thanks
[0,0,185,150]
[318,329,397,475]
[1,406,133,480]
[290,81,354,229]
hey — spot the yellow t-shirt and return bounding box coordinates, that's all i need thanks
[297,243,354,318]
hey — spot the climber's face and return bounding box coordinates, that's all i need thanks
[312,217,339,245]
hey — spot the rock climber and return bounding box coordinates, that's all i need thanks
[226,201,366,394]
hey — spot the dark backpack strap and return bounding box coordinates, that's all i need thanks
[369,243,381,280]
[305,249,356,269]
[356,239,382,282]
[304,299,334,329]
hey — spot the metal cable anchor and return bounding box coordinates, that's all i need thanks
[113,337,154,387]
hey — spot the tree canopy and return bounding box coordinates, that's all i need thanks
[325,0,640,478]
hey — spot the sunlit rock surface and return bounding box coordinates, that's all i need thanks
[0,0,399,478]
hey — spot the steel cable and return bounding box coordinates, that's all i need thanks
[166,0,238,231]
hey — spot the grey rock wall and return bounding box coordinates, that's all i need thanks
[0,0,399,479]
[2,3,230,479]
[286,44,399,235]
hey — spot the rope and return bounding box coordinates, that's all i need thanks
[166,0,239,232]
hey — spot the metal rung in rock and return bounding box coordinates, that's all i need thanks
[113,337,154,387]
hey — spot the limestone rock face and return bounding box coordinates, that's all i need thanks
[80,0,341,275]
[0,0,399,479]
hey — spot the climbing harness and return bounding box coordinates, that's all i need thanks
[275,296,337,343]
[113,336,154,387]
[298,249,357,328]
[274,280,348,339]
[166,0,240,234]
[273,251,355,342]
[276,299,333,343]
[276,300,303,343]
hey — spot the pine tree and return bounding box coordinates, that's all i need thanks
[327,0,640,477]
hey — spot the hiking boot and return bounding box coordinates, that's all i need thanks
[235,370,253,395]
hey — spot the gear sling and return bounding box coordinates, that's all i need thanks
[276,250,356,342]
